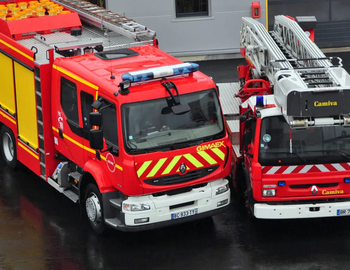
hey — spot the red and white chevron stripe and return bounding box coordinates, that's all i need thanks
[262,163,350,174]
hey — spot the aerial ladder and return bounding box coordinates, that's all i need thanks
[54,0,156,42]
[237,15,350,128]
[219,15,350,219]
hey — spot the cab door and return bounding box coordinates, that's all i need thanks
[54,76,84,165]
[82,94,124,190]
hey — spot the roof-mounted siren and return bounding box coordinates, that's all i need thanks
[295,16,317,42]
[118,63,199,95]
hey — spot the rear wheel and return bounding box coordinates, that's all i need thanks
[0,126,19,170]
[85,183,105,235]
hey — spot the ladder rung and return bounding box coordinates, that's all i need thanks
[307,82,333,86]
[303,77,330,81]
[300,72,326,76]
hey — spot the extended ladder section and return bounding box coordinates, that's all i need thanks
[54,0,156,42]
[241,16,350,128]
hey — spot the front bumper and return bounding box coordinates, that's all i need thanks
[105,178,230,231]
[254,201,350,219]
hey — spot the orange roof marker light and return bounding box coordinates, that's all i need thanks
[18,2,28,9]
[48,9,58,16]
[60,10,71,14]
[28,1,39,7]
[24,8,32,15]
[11,7,20,14]
[12,13,22,20]
[0,6,8,14]
[36,8,45,16]
[6,3,17,11]
[55,5,63,13]
[18,11,26,19]
[0,12,6,20]
[45,1,53,8]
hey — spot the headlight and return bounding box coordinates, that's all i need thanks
[262,189,276,197]
[216,184,229,195]
[123,203,151,211]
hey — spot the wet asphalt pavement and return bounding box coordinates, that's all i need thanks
[2,51,350,270]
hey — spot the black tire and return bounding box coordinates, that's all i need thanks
[0,126,19,170]
[235,163,245,200]
[244,188,255,218]
[242,166,256,218]
[85,183,105,235]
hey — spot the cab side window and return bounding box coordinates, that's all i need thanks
[81,91,94,130]
[61,77,79,124]
[100,98,118,147]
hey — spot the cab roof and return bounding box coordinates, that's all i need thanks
[55,45,213,102]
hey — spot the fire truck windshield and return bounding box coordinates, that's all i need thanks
[259,116,350,165]
[122,88,224,154]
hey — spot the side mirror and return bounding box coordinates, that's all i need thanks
[92,100,103,110]
[244,117,255,129]
[90,112,102,127]
[89,129,104,150]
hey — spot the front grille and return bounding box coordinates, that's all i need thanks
[153,183,208,197]
[144,165,219,186]
[290,183,339,189]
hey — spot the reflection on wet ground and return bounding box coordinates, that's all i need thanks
[1,162,350,270]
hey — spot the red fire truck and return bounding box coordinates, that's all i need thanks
[223,15,350,219]
[0,0,231,233]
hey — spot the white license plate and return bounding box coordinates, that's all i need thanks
[337,209,350,216]
[171,208,198,220]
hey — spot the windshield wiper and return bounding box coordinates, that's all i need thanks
[137,132,172,142]
[171,139,204,150]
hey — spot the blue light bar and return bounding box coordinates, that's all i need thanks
[122,62,199,83]
[278,181,286,187]
[256,96,264,107]
[344,178,350,183]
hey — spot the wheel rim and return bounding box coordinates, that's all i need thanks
[2,132,14,162]
[86,192,102,225]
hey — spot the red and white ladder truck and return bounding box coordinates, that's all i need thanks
[222,15,350,219]
[0,0,232,233]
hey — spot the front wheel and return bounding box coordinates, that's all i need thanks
[0,126,19,170]
[85,183,105,235]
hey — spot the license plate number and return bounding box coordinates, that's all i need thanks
[171,209,198,220]
[337,209,350,216]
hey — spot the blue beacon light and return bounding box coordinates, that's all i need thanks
[121,62,199,83]
[256,96,264,107]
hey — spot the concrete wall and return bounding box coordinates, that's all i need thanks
[106,0,267,57]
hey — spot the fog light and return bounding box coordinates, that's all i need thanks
[123,203,151,211]
[217,199,229,207]
[262,189,276,197]
[134,217,149,224]
[216,184,229,195]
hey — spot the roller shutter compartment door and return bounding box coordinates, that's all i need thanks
[14,62,38,150]
[0,53,16,115]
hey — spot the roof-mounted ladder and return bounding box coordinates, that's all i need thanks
[53,0,156,42]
